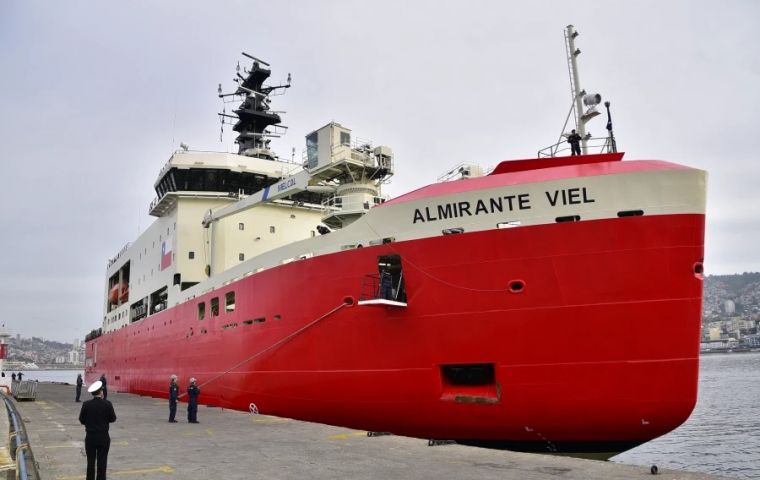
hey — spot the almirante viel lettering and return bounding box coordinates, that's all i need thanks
[412,187,595,223]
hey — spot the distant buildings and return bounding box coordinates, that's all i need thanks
[724,300,736,315]
[701,275,760,352]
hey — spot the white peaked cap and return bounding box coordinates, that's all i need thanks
[87,380,103,393]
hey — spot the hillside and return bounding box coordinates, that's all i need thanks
[704,272,760,318]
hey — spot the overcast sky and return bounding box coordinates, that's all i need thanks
[1,1,758,342]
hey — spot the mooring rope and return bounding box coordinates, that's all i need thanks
[179,300,350,397]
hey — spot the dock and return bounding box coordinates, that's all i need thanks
[7,383,728,480]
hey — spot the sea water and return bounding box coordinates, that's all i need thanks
[10,369,83,384]
[612,352,760,479]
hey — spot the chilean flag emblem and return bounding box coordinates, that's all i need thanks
[161,237,172,270]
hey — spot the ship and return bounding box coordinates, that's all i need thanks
[85,26,706,458]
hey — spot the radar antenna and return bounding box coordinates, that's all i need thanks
[217,53,291,159]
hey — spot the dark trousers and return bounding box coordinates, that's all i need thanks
[169,401,177,421]
[76,386,82,401]
[85,435,110,480]
[570,143,581,156]
[188,401,198,422]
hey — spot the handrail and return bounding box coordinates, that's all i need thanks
[1,392,35,480]
[537,135,616,158]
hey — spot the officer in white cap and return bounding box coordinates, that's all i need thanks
[79,380,117,480]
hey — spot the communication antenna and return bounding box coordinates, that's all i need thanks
[217,53,291,157]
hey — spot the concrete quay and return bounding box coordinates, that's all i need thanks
[10,383,728,480]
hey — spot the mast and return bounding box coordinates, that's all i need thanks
[564,25,601,155]
[218,53,291,159]
[565,25,586,152]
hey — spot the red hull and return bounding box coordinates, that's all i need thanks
[86,213,704,455]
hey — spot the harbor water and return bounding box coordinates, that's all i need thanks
[613,352,760,479]
[15,355,759,479]
[12,369,83,383]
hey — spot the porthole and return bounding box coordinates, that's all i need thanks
[508,280,525,293]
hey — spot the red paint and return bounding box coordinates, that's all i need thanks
[86,213,704,452]
[489,152,624,175]
[384,158,690,206]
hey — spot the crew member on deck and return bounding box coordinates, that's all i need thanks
[380,268,393,300]
[169,375,179,423]
[567,129,582,156]
[187,378,200,423]
[79,380,117,480]
[11,373,15,382]
[17,372,22,381]
[76,373,83,402]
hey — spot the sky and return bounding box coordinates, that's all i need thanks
[1,0,758,342]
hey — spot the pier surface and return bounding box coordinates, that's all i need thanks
[14,383,727,480]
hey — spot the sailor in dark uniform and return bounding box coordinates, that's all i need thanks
[187,378,200,423]
[379,269,393,300]
[168,375,179,423]
[99,374,108,400]
[567,129,582,156]
[76,373,83,402]
[79,380,117,480]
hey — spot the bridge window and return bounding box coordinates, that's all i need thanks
[306,132,319,169]
[211,297,219,317]
[197,302,205,320]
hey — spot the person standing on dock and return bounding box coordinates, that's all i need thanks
[79,380,117,480]
[17,372,22,381]
[76,373,83,402]
[187,378,200,423]
[11,373,15,382]
[168,375,179,423]
[99,374,108,400]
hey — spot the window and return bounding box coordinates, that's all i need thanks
[340,131,351,146]
[210,297,219,316]
[239,253,244,261]
[306,132,318,169]
[239,223,244,230]
[225,292,235,312]
[197,302,205,320]
[189,251,195,259]
[270,226,275,234]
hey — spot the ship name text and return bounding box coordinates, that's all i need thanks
[412,187,595,223]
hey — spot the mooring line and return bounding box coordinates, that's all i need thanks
[180,300,350,397]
